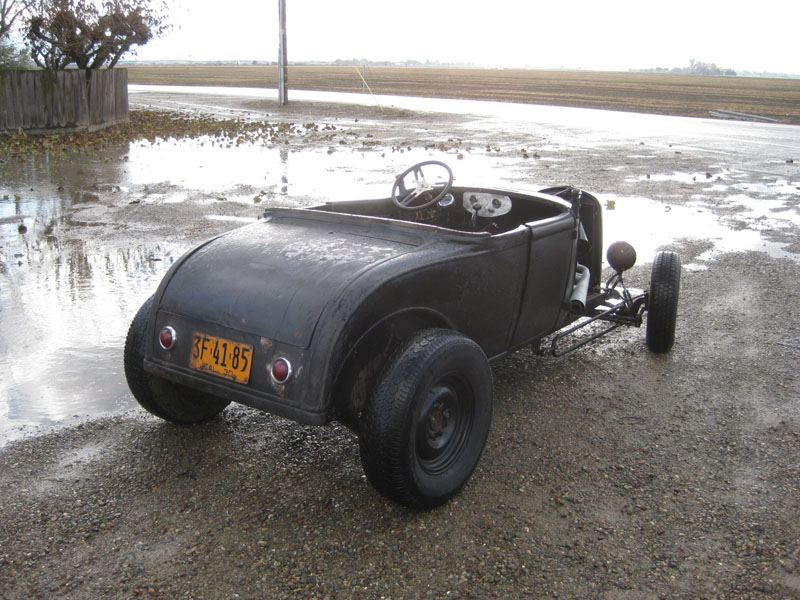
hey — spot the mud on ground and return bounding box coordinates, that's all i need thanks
[1,94,799,599]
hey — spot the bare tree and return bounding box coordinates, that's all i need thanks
[25,0,170,69]
[0,0,35,38]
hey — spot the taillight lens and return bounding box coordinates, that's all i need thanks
[270,358,292,384]
[159,326,176,350]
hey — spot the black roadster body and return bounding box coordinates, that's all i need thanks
[125,161,680,508]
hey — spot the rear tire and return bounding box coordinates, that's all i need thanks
[124,296,230,423]
[359,329,493,509]
[646,251,681,353]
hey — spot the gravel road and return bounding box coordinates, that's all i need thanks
[1,91,798,599]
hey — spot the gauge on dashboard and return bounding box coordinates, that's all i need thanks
[463,192,512,217]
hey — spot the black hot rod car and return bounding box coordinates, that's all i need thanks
[124,161,680,508]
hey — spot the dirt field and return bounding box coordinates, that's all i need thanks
[126,64,800,124]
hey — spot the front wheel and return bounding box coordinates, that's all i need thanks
[646,251,681,353]
[124,296,230,423]
[359,329,493,509]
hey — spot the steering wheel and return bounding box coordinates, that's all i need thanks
[391,161,454,211]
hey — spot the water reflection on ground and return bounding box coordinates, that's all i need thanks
[124,139,396,203]
[0,144,186,443]
[0,236,179,426]
[1,91,798,444]
[602,193,800,264]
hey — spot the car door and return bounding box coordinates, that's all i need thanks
[508,211,577,348]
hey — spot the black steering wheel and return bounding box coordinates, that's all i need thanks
[391,161,454,211]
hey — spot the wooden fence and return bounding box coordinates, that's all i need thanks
[0,68,128,133]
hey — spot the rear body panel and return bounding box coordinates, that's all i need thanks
[142,188,598,424]
[158,213,422,347]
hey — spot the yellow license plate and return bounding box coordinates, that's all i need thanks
[189,333,253,383]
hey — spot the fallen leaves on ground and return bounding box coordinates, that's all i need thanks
[0,110,329,156]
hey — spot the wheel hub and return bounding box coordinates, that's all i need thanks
[426,398,454,448]
[416,382,471,474]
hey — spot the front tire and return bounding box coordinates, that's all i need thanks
[124,296,230,423]
[646,251,681,353]
[359,329,493,509]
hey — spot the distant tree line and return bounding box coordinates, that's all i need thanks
[638,59,737,76]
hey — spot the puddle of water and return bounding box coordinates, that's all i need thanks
[628,169,800,196]
[122,136,515,205]
[0,146,191,443]
[0,238,184,441]
[601,193,800,266]
[724,194,800,226]
[122,136,408,202]
[732,180,800,195]
[632,171,721,184]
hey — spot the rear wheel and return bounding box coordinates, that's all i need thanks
[124,296,230,423]
[359,329,493,509]
[646,251,681,353]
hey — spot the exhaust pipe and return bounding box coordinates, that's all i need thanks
[567,264,591,315]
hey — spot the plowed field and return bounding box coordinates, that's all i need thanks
[127,64,800,124]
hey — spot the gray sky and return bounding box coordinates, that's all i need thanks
[133,1,799,74]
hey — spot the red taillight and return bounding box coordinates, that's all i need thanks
[270,358,292,384]
[159,326,176,350]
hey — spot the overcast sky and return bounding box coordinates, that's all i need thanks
[133,0,799,75]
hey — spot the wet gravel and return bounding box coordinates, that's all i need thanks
[1,94,799,599]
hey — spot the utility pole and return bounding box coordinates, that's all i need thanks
[278,0,288,105]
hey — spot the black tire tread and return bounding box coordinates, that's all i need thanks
[359,329,492,509]
[124,296,230,423]
[646,251,681,353]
